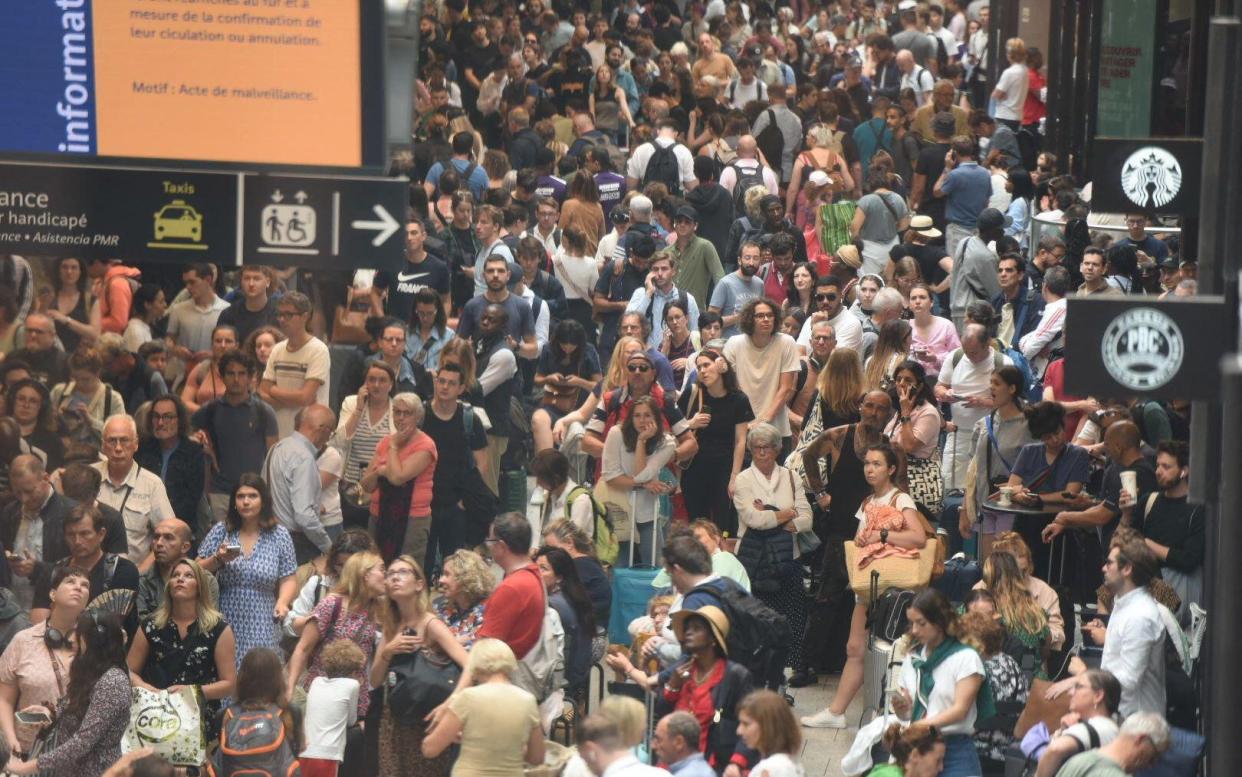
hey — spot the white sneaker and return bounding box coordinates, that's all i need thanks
[800,709,848,728]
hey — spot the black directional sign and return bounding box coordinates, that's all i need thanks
[241,174,407,270]
[0,162,407,271]
[0,162,238,264]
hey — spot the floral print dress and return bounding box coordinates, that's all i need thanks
[198,523,297,668]
[298,593,379,717]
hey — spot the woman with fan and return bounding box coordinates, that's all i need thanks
[0,567,89,762]
[197,473,297,668]
[370,555,468,777]
[801,443,929,730]
[127,558,236,740]
[6,611,131,777]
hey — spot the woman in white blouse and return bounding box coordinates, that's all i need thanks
[734,423,813,685]
[601,396,675,568]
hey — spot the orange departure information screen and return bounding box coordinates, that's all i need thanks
[0,0,381,169]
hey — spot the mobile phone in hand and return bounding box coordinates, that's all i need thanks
[16,710,51,725]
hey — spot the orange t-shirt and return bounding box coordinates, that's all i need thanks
[370,431,438,517]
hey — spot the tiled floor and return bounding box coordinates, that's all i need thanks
[789,673,870,776]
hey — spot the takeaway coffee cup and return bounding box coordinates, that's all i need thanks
[998,486,1015,506]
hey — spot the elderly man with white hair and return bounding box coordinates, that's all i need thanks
[93,414,175,570]
[862,286,907,359]
[1056,712,1170,777]
[896,49,934,105]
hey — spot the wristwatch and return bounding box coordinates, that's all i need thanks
[899,416,911,424]
[880,529,890,544]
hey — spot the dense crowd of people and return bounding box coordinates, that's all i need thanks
[0,0,1207,775]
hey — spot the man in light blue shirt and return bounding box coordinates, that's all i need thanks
[709,240,765,337]
[934,135,993,258]
[626,252,701,349]
[264,404,335,563]
[654,712,716,777]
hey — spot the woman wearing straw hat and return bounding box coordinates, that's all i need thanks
[606,605,754,772]
[902,215,954,313]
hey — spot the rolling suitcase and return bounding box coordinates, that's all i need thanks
[606,493,664,643]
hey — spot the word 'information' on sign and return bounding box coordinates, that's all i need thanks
[0,0,371,168]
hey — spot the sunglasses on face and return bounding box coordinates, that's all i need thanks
[627,364,652,373]
[815,293,839,301]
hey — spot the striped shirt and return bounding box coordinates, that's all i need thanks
[344,405,391,483]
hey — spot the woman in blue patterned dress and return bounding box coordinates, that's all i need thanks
[198,473,297,667]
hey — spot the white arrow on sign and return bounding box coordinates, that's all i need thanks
[351,205,400,247]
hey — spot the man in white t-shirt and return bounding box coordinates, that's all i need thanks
[722,297,800,442]
[992,38,1030,128]
[260,291,331,438]
[626,119,697,195]
[896,50,934,106]
[798,275,863,353]
[726,56,768,109]
[935,324,1011,490]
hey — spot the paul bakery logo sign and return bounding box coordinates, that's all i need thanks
[1100,307,1184,391]
[1088,138,1200,215]
[1120,147,1182,210]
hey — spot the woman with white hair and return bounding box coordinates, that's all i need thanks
[359,392,438,565]
[733,422,814,685]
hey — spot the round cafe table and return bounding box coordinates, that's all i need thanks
[981,498,1070,584]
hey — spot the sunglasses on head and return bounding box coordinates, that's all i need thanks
[627,364,652,373]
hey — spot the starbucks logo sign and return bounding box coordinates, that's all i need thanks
[1100,307,1184,391]
[1120,146,1183,210]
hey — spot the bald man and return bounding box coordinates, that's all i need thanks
[717,135,780,200]
[264,404,336,563]
[1044,420,1158,545]
[93,414,175,570]
[138,517,219,618]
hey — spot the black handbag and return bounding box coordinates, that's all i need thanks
[386,647,462,724]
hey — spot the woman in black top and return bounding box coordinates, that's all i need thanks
[47,257,95,355]
[127,558,236,739]
[533,320,603,453]
[677,349,754,537]
[541,519,612,627]
[4,379,64,471]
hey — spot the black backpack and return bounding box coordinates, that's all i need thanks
[869,587,916,642]
[755,109,786,177]
[689,581,790,690]
[644,288,688,327]
[643,141,683,194]
[728,162,767,217]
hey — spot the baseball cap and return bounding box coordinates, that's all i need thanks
[630,234,658,258]
[675,205,699,222]
[808,170,832,188]
[976,208,1013,231]
[1158,256,1180,271]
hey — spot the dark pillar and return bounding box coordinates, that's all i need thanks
[1194,15,1242,777]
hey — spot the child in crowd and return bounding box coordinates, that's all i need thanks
[299,640,365,777]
